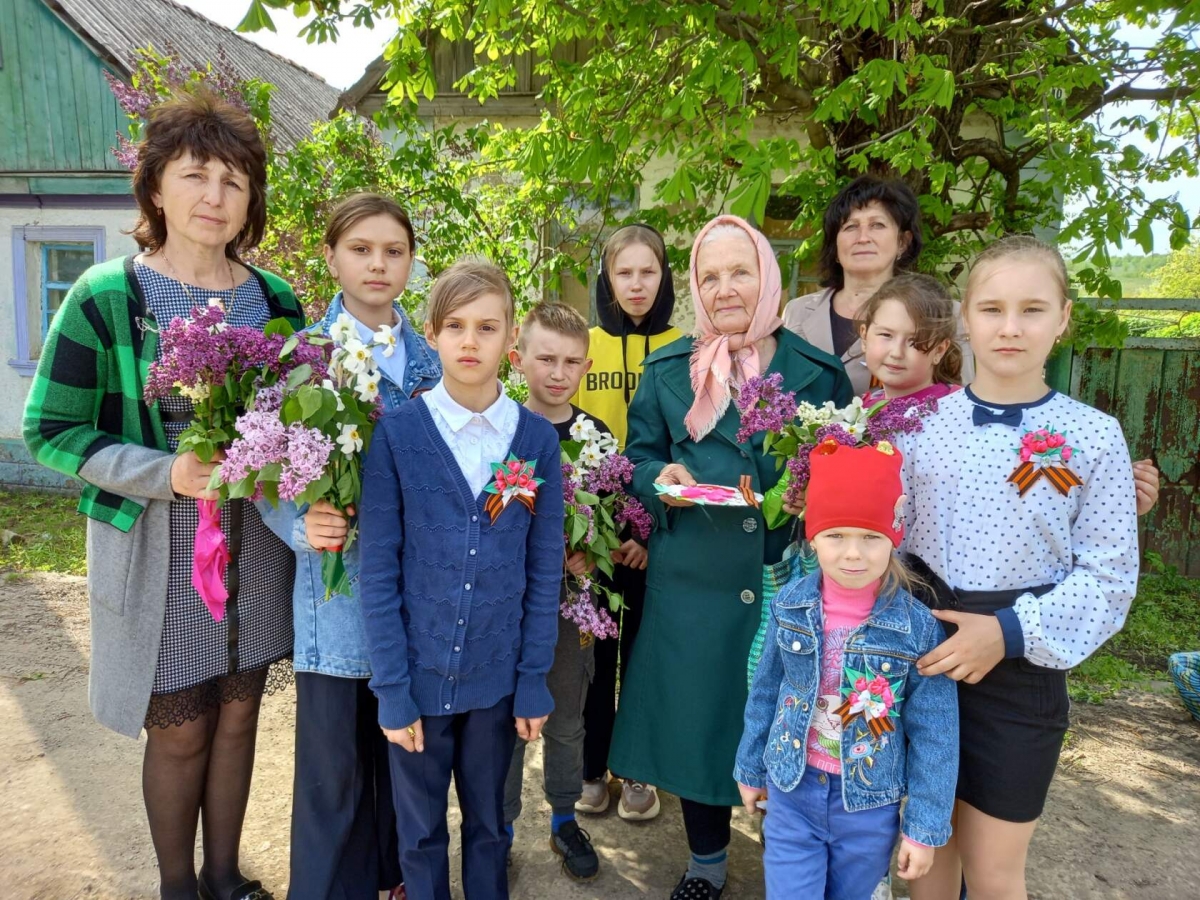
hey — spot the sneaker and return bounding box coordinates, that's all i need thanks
[870,875,893,900]
[618,780,661,821]
[550,820,600,881]
[576,774,611,814]
[670,873,723,900]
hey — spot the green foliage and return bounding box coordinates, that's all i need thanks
[1069,555,1200,703]
[240,0,1200,341]
[1068,253,1170,299]
[1151,240,1200,299]
[0,490,87,577]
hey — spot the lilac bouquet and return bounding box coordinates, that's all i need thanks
[560,414,653,638]
[218,312,395,599]
[734,373,938,520]
[143,301,326,620]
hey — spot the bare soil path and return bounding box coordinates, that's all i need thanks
[2,573,1197,899]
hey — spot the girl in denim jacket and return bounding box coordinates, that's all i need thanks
[259,194,440,900]
[734,442,958,900]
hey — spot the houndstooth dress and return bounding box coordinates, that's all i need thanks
[137,264,295,728]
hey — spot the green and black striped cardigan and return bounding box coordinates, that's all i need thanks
[22,256,305,532]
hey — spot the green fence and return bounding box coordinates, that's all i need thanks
[1049,298,1200,576]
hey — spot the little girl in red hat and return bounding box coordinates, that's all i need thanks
[734,441,958,900]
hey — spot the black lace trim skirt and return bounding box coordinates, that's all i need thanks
[144,491,296,730]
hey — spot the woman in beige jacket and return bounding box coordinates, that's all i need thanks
[782,175,972,394]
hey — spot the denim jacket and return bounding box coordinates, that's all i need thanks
[733,571,959,847]
[258,295,441,677]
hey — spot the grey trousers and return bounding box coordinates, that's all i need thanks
[503,584,596,822]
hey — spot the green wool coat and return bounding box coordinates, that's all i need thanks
[608,328,852,806]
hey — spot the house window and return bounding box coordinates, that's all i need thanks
[9,227,105,374]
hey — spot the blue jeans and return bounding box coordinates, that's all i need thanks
[763,767,899,900]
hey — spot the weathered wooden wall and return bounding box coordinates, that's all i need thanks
[1049,337,1200,576]
[0,0,130,175]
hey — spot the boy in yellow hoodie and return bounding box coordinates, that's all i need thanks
[573,224,680,822]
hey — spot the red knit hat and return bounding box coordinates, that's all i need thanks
[804,440,906,547]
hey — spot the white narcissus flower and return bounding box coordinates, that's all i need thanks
[355,374,380,402]
[330,313,356,345]
[341,338,371,374]
[337,423,363,456]
[581,444,603,466]
[569,413,593,441]
[322,379,346,412]
[373,323,397,358]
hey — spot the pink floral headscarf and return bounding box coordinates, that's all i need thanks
[685,215,783,441]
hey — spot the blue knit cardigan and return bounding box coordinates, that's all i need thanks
[359,397,565,729]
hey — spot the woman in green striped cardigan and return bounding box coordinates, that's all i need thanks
[23,91,303,900]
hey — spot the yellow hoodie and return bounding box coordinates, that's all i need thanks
[574,325,682,450]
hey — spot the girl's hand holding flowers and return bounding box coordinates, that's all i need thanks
[305,500,354,552]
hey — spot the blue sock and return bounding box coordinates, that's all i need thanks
[504,823,514,849]
[551,811,575,834]
[687,848,728,889]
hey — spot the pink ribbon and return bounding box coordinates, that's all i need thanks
[192,499,230,621]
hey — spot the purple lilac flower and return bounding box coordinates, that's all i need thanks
[582,453,634,494]
[785,451,813,503]
[866,396,938,445]
[813,423,857,447]
[219,408,289,483]
[562,462,579,505]
[278,424,335,502]
[560,580,620,639]
[734,372,799,444]
[615,497,653,541]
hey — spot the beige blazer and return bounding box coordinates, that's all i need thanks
[782,287,974,396]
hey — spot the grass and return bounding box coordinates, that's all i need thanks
[0,488,1195,703]
[1069,555,1200,703]
[0,488,87,577]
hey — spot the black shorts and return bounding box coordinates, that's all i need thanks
[956,656,1070,822]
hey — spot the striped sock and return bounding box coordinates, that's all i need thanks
[686,847,728,889]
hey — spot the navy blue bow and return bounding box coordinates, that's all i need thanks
[972,404,1023,428]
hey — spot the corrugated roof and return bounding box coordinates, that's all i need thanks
[42,0,340,147]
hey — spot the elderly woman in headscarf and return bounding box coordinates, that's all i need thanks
[608,215,853,899]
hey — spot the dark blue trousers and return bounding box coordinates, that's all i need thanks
[288,672,402,900]
[388,695,517,900]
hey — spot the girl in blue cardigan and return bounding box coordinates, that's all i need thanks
[359,258,564,900]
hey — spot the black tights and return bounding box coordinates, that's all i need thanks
[679,797,732,856]
[143,670,267,900]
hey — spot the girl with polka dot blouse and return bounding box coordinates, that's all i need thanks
[896,236,1141,900]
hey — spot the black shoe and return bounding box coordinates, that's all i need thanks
[198,876,274,900]
[670,873,724,900]
[550,819,600,881]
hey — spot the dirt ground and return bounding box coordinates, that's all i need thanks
[2,572,1198,900]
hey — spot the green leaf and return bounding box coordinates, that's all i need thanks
[280,335,300,360]
[264,318,295,337]
[237,0,277,33]
[286,363,313,391]
[569,514,588,546]
[574,489,600,506]
[298,385,323,420]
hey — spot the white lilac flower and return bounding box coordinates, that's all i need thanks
[336,423,363,456]
[373,324,397,358]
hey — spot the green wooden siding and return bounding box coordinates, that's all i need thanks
[0,0,130,174]
[1050,338,1200,577]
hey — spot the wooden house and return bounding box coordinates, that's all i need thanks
[0,0,340,489]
